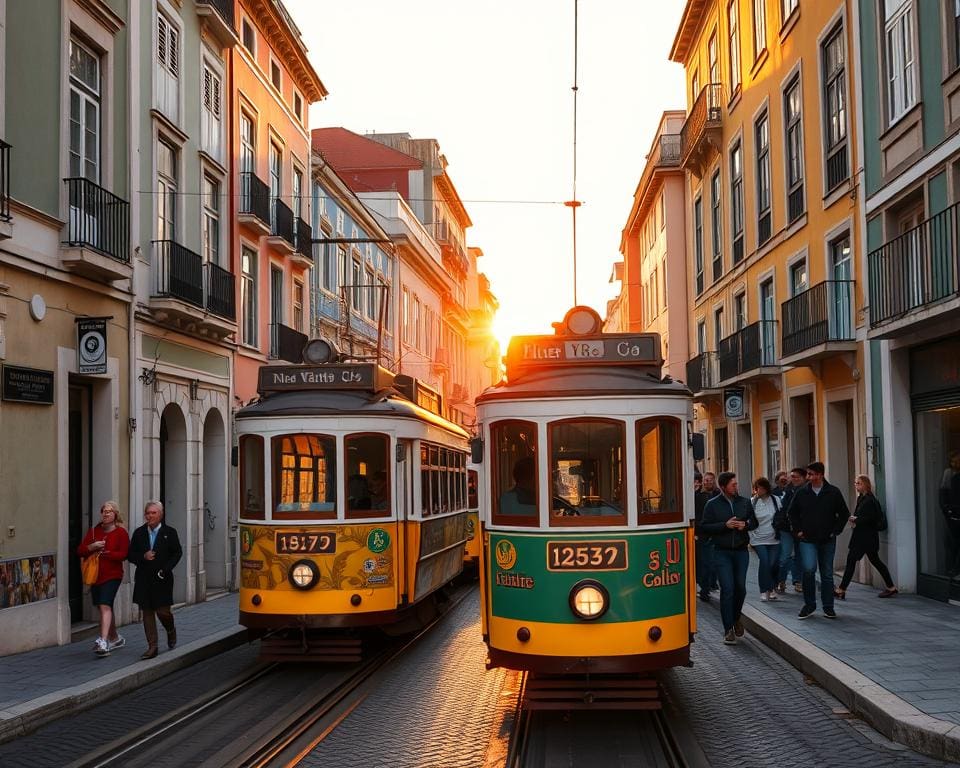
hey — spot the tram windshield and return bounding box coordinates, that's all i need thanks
[346,433,390,518]
[272,434,337,520]
[549,419,626,525]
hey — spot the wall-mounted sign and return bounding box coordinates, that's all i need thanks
[2,365,54,405]
[77,318,108,375]
[724,387,745,419]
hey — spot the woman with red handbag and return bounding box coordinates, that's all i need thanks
[77,501,130,657]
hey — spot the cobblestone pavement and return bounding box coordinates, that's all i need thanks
[300,588,519,768]
[668,605,960,768]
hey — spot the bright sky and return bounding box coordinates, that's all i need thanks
[285,0,687,351]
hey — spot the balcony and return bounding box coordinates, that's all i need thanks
[685,351,721,398]
[61,178,131,281]
[195,0,238,47]
[269,322,307,363]
[680,83,723,176]
[267,198,296,253]
[718,320,779,384]
[0,140,11,238]
[291,217,313,267]
[868,201,960,337]
[238,172,270,234]
[780,280,856,366]
[149,240,236,340]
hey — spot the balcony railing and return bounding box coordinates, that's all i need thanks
[787,184,805,223]
[270,322,307,362]
[758,210,771,246]
[781,280,854,357]
[153,240,203,308]
[680,83,723,167]
[205,262,236,320]
[826,143,849,192]
[868,201,960,326]
[685,351,720,393]
[295,217,312,260]
[271,198,295,247]
[196,0,234,27]
[0,140,10,222]
[63,178,129,263]
[718,320,778,381]
[239,172,270,227]
[732,234,744,265]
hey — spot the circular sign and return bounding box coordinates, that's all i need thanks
[367,528,390,553]
[79,331,105,365]
[495,539,517,570]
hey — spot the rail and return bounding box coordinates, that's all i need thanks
[196,0,234,27]
[685,351,719,393]
[718,320,778,381]
[781,280,854,356]
[680,83,723,166]
[272,198,295,246]
[63,177,130,262]
[269,321,307,362]
[295,216,312,260]
[205,262,236,320]
[153,240,203,308]
[239,171,270,226]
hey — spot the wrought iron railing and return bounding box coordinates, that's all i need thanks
[826,143,848,192]
[685,351,720,393]
[272,198,295,247]
[788,184,805,223]
[680,83,723,165]
[781,280,854,356]
[718,320,778,381]
[205,262,236,320]
[732,234,744,265]
[0,140,10,222]
[63,178,130,263]
[868,201,960,326]
[153,240,204,308]
[269,322,307,362]
[196,0,234,27]
[295,217,312,260]
[758,210,771,246]
[239,172,270,227]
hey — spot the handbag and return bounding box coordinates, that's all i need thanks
[81,552,101,585]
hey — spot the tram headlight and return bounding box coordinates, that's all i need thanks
[289,559,319,590]
[568,580,609,621]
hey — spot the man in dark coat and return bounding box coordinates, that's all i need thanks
[128,500,183,659]
[788,462,848,620]
[693,473,713,602]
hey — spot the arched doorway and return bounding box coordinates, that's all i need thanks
[159,403,188,605]
[202,408,227,594]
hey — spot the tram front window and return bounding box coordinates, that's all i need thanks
[636,418,682,523]
[549,419,626,525]
[346,433,390,518]
[492,420,539,523]
[272,434,337,520]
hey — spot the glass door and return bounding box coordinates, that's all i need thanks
[831,236,852,339]
[760,279,776,365]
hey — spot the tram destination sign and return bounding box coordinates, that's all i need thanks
[258,363,392,393]
[507,333,661,369]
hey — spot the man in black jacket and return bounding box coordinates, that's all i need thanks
[774,467,806,593]
[700,472,758,645]
[788,462,848,619]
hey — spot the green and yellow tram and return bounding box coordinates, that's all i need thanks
[476,307,696,675]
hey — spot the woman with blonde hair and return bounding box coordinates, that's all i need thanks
[77,501,130,656]
[835,475,897,599]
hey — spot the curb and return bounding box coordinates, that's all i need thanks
[740,604,960,764]
[0,626,248,745]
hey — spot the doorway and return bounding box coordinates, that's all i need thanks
[789,393,816,467]
[159,403,188,604]
[68,385,92,622]
[735,422,753,480]
[202,408,227,593]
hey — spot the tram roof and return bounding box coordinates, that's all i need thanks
[475,365,691,403]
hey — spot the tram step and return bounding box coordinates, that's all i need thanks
[522,674,662,711]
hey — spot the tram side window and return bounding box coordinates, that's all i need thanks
[345,433,390,518]
[420,443,467,516]
[272,434,337,520]
[491,420,539,523]
[239,435,265,520]
[549,419,627,526]
[636,418,682,524]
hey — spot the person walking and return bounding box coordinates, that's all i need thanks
[789,462,848,619]
[128,500,183,659]
[750,478,781,602]
[835,475,897,599]
[773,471,789,497]
[77,501,130,656]
[694,472,713,602]
[700,472,758,645]
[774,467,806,594]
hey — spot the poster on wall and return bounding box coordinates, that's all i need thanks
[76,317,108,375]
[0,554,57,609]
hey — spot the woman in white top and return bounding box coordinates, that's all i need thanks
[750,477,782,601]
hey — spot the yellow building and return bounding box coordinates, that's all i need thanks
[671,0,865,507]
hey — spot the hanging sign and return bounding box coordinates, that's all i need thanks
[724,387,745,419]
[76,318,108,375]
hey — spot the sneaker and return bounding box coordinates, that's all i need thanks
[823,607,837,619]
[94,637,110,656]
[734,619,744,637]
[775,581,786,594]
[798,605,815,619]
[760,593,769,602]
[766,591,779,601]
[108,635,126,650]
[723,630,738,645]
[794,582,803,593]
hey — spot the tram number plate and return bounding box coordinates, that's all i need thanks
[546,540,628,571]
[275,532,336,555]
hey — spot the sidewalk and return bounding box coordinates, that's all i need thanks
[0,592,246,745]
[727,556,960,763]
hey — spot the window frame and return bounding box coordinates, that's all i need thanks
[730,140,744,263]
[271,433,338,521]
[728,0,742,93]
[755,109,772,246]
[783,74,805,222]
[345,432,392,519]
[711,169,722,280]
[68,36,101,183]
[635,417,684,525]
[241,15,256,57]
[883,0,916,125]
[752,0,767,61]
[201,172,220,265]
[156,136,178,241]
[821,22,848,192]
[239,434,265,521]
[241,244,258,347]
[490,419,540,526]
[694,196,704,295]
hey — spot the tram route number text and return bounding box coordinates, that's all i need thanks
[546,540,628,571]
[275,532,337,555]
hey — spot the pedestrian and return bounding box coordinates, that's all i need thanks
[750,477,781,602]
[77,501,130,656]
[773,471,789,498]
[700,471,758,645]
[788,461,849,619]
[702,471,719,498]
[939,451,960,577]
[128,500,183,659]
[835,475,898,599]
[701,471,720,591]
[774,467,807,594]
[694,472,713,602]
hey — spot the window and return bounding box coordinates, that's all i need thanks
[711,170,722,280]
[346,434,391,518]
[734,292,746,330]
[714,426,729,472]
[156,139,177,240]
[830,234,853,338]
[708,31,719,83]
[293,279,304,331]
[292,165,304,221]
[241,17,255,55]
[338,245,348,295]
[784,76,805,222]
[156,12,180,121]
[714,306,725,344]
[953,0,960,72]
[68,38,100,182]
[789,260,808,296]
[691,70,700,103]
[781,0,798,24]
[365,267,376,320]
[756,111,772,246]
[884,0,915,122]
[413,296,422,348]
[822,24,848,191]
[491,420,539,523]
[760,278,776,363]
[377,276,388,322]
[697,320,707,354]
[402,288,410,343]
[270,266,282,356]
[240,112,255,174]
[753,0,767,60]
[694,197,704,295]
[201,64,222,160]
[730,141,744,263]
[294,91,303,124]
[269,141,281,231]
[322,243,336,292]
[636,418,682,523]
[241,246,257,346]
[728,1,741,92]
[202,174,219,264]
[272,434,336,520]
[270,59,282,92]
[352,258,363,314]
[549,419,626,526]
[239,435,265,521]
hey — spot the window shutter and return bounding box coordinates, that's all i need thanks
[203,68,211,110]
[157,15,167,65]
[168,26,179,77]
[213,74,221,119]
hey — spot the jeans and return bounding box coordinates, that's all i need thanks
[778,531,801,584]
[754,544,781,594]
[713,547,749,633]
[695,538,715,594]
[798,538,837,610]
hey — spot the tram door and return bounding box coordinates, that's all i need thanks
[397,439,414,603]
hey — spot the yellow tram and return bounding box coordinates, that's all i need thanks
[236,341,471,658]
[475,307,697,679]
